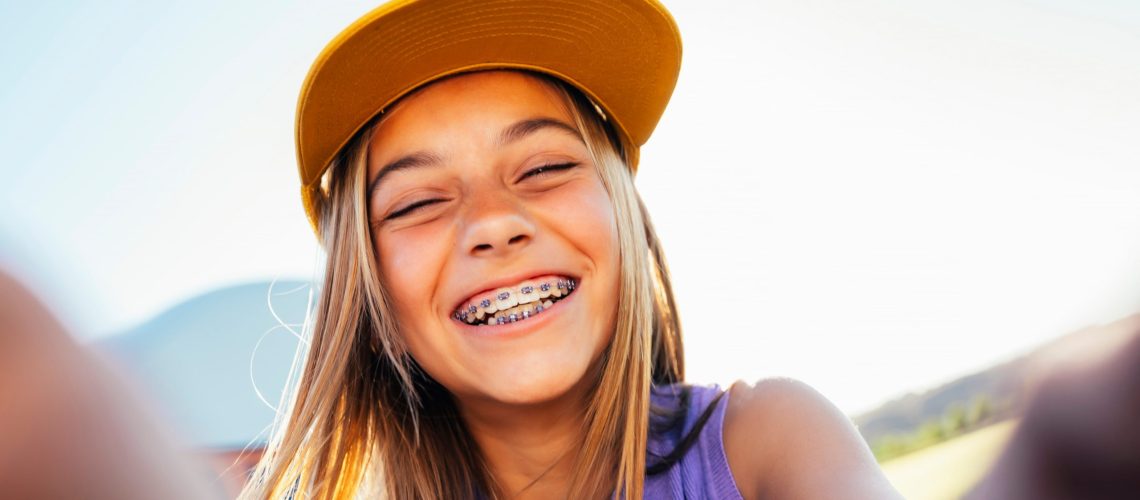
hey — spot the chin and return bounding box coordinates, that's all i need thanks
[476,351,596,405]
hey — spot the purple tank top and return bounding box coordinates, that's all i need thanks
[645,384,745,499]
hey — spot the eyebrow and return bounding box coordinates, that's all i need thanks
[496,117,582,147]
[368,117,582,198]
[367,151,444,199]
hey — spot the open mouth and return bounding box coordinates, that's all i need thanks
[452,275,578,326]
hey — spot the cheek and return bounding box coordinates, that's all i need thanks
[578,181,620,266]
[542,176,621,287]
[374,230,446,321]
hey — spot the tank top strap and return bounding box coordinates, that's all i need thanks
[645,383,745,499]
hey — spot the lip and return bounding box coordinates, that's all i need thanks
[452,279,581,339]
[449,269,581,315]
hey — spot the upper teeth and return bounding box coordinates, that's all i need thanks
[455,275,577,325]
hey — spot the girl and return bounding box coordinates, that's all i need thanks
[243,1,900,498]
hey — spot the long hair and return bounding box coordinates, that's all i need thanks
[240,71,684,499]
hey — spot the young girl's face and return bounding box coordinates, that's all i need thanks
[366,71,621,405]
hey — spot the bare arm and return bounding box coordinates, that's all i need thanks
[0,272,216,500]
[723,378,902,500]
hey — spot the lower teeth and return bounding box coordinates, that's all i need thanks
[482,293,569,326]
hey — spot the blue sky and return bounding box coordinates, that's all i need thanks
[3,0,1139,414]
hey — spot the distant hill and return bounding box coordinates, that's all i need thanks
[96,280,312,450]
[854,314,1140,446]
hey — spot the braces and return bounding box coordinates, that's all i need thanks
[456,278,578,325]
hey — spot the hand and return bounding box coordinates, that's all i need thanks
[968,315,1140,499]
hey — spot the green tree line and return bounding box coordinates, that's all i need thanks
[871,395,997,462]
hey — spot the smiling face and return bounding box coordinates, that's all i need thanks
[365,71,621,406]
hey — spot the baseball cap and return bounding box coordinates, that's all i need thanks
[295,0,682,231]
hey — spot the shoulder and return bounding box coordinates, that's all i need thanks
[722,378,902,500]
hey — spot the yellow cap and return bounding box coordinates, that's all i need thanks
[296,0,682,232]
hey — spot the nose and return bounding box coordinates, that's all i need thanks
[460,194,535,258]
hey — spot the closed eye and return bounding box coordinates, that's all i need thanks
[385,198,447,220]
[521,162,579,181]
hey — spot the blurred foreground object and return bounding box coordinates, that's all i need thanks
[0,272,214,499]
[969,315,1140,499]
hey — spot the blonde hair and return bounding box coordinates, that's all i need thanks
[241,71,684,499]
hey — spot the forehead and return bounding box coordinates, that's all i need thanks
[367,71,574,157]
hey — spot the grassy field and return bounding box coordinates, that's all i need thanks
[880,420,1017,500]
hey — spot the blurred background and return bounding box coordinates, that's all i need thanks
[2,0,1138,498]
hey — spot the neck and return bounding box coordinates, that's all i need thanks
[455,379,595,499]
